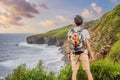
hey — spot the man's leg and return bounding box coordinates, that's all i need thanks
[85,70,93,80]
[72,70,78,80]
[71,54,80,80]
[80,53,93,80]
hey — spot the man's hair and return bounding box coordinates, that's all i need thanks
[74,15,83,26]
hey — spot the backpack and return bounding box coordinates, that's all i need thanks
[69,28,86,53]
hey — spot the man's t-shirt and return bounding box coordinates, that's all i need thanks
[68,27,90,54]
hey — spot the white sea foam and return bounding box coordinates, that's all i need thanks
[0,42,64,74]
[18,42,48,49]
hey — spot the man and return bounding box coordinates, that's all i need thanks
[67,15,95,80]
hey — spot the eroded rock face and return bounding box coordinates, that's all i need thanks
[96,45,111,60]
[27,36,44,44]
[26,36,38,44]
[27,36,64,46]
[47,37,57,45]
[36,37,45,44]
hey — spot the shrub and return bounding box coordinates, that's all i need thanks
[91,60,120,80]
[5,61,56,80]
[106,40,120,63]
[5,60,120,80]
[57,65,72,80]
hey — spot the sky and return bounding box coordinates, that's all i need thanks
[0,0,120,33]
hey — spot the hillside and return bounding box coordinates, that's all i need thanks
[106,40,120,63]
[27,4,120,60]
[89,4,120,59]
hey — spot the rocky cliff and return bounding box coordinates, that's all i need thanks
[27,25,72,46]
[27,36,64,46]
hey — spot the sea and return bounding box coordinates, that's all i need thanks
[0,34,64,79]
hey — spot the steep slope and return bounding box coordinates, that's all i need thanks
[106,40,120,63]
[89,4,120,59]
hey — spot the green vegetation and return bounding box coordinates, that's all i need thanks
[6,61,57,80]
[88,4,120,52]
[91,60,120,80]
[6,60,120,80]
[32,24,72,41]
[106,40,120,63]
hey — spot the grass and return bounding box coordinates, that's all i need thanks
[32,24,72,40]
[106,40,120,63]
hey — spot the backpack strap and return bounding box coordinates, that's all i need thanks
[77,28,84,33]
[68,28,74,38]
[78,29,87,49]
[71,28,83,33]
[70,28,75,33]
[77,29,84,49]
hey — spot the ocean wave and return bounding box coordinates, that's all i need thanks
[18,42,48,49]
[0,46,64,69]
[0,42,64,77]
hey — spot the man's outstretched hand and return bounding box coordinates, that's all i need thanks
[89,53,95,62]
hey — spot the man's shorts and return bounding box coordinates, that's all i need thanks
[71,53,90,71]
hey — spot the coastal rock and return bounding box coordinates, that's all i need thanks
[27,36,64,46]
[46,37,57,45]
[36,37,45,44]
[27,36,45,44]
[26,36,38,44]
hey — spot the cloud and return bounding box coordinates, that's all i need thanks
[110,0,119,4]
[39,4,49,9]
[91,3,103,15]
[0,12,24,27]
[40,20,58,27]
[32,3,37,8]
[0,0,39,18]
[81,8,94,19]
[0,25,39,33]
[0,0,39,27]
[81,3,103,20]
[56,15,72,23]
